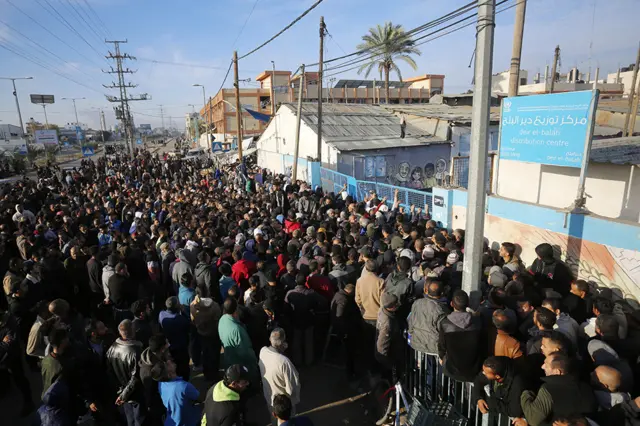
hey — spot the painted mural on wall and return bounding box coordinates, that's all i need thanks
[383,158,449,190]
[451,206,640,302]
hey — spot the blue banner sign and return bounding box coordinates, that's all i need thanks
[82,146,94,157]
[499,90,597,168]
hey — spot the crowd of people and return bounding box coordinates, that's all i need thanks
[0,146,639,426]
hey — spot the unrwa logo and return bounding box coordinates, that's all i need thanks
[503,100,512,113]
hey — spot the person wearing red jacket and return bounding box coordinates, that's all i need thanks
[306,259,335,302]
[231,249,256,291]
[284,211,301,235]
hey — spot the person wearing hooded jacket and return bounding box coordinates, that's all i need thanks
[195,251,220,303]
[407,279,450,355]
[139,335,170,425]
[529,243,573,297]
[383,256,414,319]
[172,248,194,295]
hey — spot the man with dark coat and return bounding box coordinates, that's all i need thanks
[472,356,529,419]
[0,309,34,416]
[438,290,486,382]
[86,246,104,310]
[105,319,145,426]
[519,352,597,426]
[138,334,170,426]
[108,263,137,323]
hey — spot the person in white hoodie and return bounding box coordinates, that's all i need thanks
[258,328,301,414]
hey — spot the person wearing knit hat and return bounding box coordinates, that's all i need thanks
[422,245,435,261]
[488,265,508,288]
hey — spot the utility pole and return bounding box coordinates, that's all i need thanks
[0,77,33,137]
[233,51,243,161]
[462,0,496,306]
[629,76,640,137]
[159,104,165,132]
[61,97,85,125]
[317,16,326,163]
[508,0,526,97]
[41,105,49,129]
[103,40,150,157]
[193,84,210,150]
[270,61,276,115]
[549,45,561,93]
[293,65,305,181]
[623,42,640,137]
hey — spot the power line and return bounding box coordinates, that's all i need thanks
[306,0,478,68]
[35,0,110,66]
[81,0,113,39]
[4,0,106,69]
[0,43,106,95]
[61,0,105,45]
[231,0,261,48]
[320,0,510,75]
[136,57,227,70]
[215,60,234,95]
[322,0,518,80]
[77,0,111,38]
[238,0,326,60]
[0,20,105,85]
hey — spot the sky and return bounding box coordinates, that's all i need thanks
[0,0,638,131]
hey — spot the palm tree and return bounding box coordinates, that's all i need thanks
[357,22,421,104]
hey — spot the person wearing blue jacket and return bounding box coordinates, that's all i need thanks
[159,296,191,380]
[157,359,201,426]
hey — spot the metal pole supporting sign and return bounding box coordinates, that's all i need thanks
[572,89,600,213]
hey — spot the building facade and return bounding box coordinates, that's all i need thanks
[202,70,446,142]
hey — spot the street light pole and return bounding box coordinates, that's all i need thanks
[194,84,211,151]
[0,77,33,137]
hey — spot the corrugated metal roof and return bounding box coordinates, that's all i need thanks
[379,104,501,124]
[590,136,640,165]
[283,103,448,152]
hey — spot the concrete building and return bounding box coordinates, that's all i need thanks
[491,70,529,94]
[257,103,450,189]
[290,73,445,104]
[203,70,446,142]
[607,68,638,97]
[492,68,624,96]
[0,124,23,140]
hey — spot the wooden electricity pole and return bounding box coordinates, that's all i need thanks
[549,45,560,93]
[234,50,243,161]
[317,16,326,163]
[293,65,305,181]
[508,0,526,97]
[623,42,640,137]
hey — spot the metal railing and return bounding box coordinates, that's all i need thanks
[404,348,511,426]
[450,154,496,192]
[320,167,434,212]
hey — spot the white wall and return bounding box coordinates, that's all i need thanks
[496,159,640,223]
[257,105,339,170]
[607,70,636,96]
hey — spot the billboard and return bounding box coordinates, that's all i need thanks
[499,90,598,168]
[30,94,55,104]
[34,129,59,145]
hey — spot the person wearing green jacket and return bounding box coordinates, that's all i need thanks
[218,297,259,384]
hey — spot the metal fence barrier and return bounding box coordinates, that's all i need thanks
[404,348,511,426]
[320,167,434,212]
